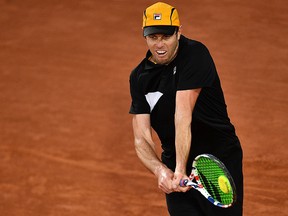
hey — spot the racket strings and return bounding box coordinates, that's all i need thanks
[196,157,234,205]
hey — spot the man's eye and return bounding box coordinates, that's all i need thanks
[149,35,157,40]
[163,35,172,39]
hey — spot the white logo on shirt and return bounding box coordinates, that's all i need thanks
[173,66,177,75]
[145,91,163,112]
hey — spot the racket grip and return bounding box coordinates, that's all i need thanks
[179,179,189,187]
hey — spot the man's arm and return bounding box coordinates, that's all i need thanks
[132,114,174,194]
[173,88,201,192]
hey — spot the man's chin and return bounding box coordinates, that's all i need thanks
[156,58,169,65]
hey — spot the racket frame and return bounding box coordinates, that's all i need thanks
[181,154,237,208]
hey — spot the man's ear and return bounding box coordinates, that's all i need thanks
[177,25,182,40]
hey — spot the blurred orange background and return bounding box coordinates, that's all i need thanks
[0,0,287,215]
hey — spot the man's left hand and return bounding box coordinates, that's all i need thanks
[172,172,191,192]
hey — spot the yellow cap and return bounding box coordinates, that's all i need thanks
[143,2,180,36]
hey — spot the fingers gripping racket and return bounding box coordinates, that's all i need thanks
[180,154,237,208]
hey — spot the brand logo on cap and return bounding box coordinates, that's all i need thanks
[153,13,162,20]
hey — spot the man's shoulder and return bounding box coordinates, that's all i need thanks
[130,58,146,79]
[179,35,211,60]
[180,35,208,52]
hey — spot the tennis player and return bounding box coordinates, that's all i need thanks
[129,2,243,215]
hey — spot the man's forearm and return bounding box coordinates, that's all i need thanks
[174,123,191,174]
[174,89,200,175]
[134,139,164,175]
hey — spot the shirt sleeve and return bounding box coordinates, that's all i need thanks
[129,69,150,114]
[177,43,216,90]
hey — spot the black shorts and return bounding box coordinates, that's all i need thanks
[163,145,243,216]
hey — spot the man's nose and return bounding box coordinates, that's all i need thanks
[155,39,164,48]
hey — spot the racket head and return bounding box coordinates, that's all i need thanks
[192,154,237,208]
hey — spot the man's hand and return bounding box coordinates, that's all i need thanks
[172,171,191,192]
[154,165,174,194]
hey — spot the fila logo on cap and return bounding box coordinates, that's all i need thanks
[153,13,162,20]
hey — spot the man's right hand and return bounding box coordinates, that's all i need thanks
[154,164,175,194]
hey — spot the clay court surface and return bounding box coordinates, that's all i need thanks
[0,0,287,215]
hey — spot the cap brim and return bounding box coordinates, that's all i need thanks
[143,26,177,37]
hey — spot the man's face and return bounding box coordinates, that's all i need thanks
[145,30,181,65]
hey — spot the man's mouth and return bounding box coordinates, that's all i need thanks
[156,50,167,56]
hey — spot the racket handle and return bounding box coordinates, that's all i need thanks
[179,179,189,187]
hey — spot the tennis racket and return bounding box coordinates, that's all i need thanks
[179,154,237,208]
